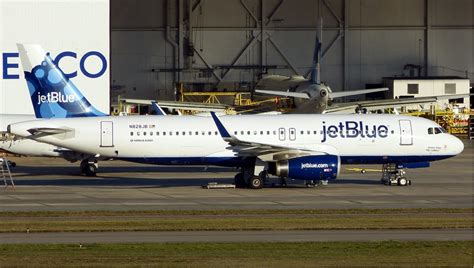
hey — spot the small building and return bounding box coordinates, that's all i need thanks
[382,77,471,111]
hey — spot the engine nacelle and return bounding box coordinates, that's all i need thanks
[269,155,340,181]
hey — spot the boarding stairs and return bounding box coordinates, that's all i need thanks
[1,156,15,189]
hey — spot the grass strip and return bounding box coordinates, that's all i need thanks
[0,241,472,267]
[0,210,471,233]
[0,207,471,218]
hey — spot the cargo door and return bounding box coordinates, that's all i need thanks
[100,121,114,147]
[399,120,413,145]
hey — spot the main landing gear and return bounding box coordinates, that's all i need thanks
[80,159,98,177]
[381,163,411,186]
[234,169,268,189]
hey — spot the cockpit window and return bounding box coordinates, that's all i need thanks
[434,128,442,134]
[440,127,447,133]
[428,128,433,135]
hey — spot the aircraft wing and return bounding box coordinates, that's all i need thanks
[255,75,307,91]
[210,112,334,159]
[326,93,473,113]
[255,89,310,99]
[330,88,389,99]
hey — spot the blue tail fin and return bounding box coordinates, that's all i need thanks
[17,44,107,118]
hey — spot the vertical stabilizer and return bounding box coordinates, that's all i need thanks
[310,18,323,85]
[17,44,107,118]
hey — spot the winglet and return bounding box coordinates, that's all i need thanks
[151,102,166,115]
[210,112,231,138]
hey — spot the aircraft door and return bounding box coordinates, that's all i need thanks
[100,121,114,147]
[278,128,286,141]
[399,120,413,145]
[289,128,296,141]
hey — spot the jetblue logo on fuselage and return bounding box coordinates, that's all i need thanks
[2,51,107,79]
[321,121,389,142]
[37,92,76,105]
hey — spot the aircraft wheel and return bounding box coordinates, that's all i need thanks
[234,173,246,188]
[398,177,408,186]
[83,164,97,177]
[249,176,263,189]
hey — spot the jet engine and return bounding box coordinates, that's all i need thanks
[268,155,340,181]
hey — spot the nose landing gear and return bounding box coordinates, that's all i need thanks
[381,163,411,186]
[80,159,98,177]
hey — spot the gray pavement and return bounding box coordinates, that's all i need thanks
[0,140,472,211]
[0,229,472,244]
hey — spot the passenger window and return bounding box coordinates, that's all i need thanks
[215,131,218,135]
[313,131,317,135]
[241,131,244,135]
[195,131,199,135]
[150,132,153,136]
[234,131,238,135]
[182,131,186,135]
[163,132,166,136]
[156,132,160,136]
[189,131,192,135]
[260,131,263,135]
[247,131,250,135]
[169,132,172,136]
[208,131,212,135]
[273,131,276,135]
[267,131,270,135]
[300,130,304,135]
[130,132,133,136]
[176,132,179,136]
[307,130,310,135]
[428,128,433,135]
[143,132,146,136]
[137,132,140,136]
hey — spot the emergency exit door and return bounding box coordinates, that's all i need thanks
[399,120,413,145]
[100,121,114,147]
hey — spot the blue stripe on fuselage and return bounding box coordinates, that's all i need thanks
[119,155,456,167]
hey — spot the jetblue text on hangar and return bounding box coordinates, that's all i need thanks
[2,51,107,79]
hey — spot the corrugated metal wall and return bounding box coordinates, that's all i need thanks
[110,0,473,101]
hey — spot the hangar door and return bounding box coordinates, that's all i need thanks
[399,120,413,145]
[100,121,114,147]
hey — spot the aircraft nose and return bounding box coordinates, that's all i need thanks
[450,135,464,155]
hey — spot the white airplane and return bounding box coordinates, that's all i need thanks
[9,110,464,188]
[255,20,471,114]
[0,44,108,175]
[6,44,465,188]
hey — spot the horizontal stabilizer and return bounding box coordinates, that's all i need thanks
[27,127,71,136]
[255,89,310,99]
[330,88,389,99]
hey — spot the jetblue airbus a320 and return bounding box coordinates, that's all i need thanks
[7,44,465,189]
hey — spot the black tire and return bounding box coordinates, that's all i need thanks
[234,173,246,188]
[84,164,97,177]
[249,176,263,189]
